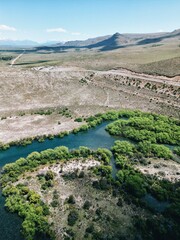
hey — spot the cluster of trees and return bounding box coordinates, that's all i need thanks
[37,170,55,190]
[111,141,147,197]
[0,141,10,150]
[2,184,53,240]
[0,145,113,240]
[1,146,112,188]
[174,147,180,156]
[111,139,173,160]
[1,109,179,152]
[106,116,180,145]
[0,55,13,61]
[0,130,69,150]
[111,141,179,203]
[137,141,173,159]
[58,107,72,118]
[33,109,53,115]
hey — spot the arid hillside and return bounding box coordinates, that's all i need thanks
[0,36,179,143]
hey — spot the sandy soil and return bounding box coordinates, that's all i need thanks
[0,65,179,143]
[0,114,83,143]
[136,158,180,182]
[16,159,141,240]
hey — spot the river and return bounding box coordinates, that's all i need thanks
[0,121,176,239]
[0,121,122,240]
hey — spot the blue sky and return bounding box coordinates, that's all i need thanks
[0,0,180,42]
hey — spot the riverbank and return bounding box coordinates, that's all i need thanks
[0,64,179,144]
[0,113,83,144]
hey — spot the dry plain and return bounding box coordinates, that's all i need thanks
[0,41,180,143]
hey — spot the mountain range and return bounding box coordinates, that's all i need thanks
[37,29,180,51]
[0,40,59,47]
[0,29,179,51]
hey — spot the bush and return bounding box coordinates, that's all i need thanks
[45,171,54,181]
[74,117,83,122]
[51,200,59,208]
[67,195,76,204]
[111,140,135,156]
[125,175,147,197]
[83,200,92,210]
[174,147,180,156]
[67,210,79,226]
[78,171,85,178]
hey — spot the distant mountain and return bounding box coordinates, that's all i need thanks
[40,41,60,46]
[0,39,39,46]
[61,35,110,47]
[137,29,180,45]
[35,28,180,52]
[0,40,60,47]
[85,32,132,50]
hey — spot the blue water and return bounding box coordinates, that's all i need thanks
[0,192,23,240]
[0,122,118,167]
[0,121,176,239]
[143,194,170,212]
[0,121,122,240]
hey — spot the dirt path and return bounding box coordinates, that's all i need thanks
[36,66,180,87]
[10,50,25,66]
[105,91,110,106]
[96,69,180,87]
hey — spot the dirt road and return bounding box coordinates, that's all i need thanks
[10,50,25,66]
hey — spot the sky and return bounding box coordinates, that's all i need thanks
[0,0,180,42]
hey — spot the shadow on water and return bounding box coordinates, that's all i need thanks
[0,191,23,240]
[0,121,124,240]
[0,121,177,239]
[143,194,170,213]
[0,122,121,167]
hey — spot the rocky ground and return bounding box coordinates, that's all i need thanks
[15,158,145,240]
[135,158,180,182]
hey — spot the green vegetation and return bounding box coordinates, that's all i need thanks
[67,210,79,226]
[106,113,180,160]
[1,140,180,239]
[74,117,83,122]
[106,115,180,145]
[0,55,13,61]
[2,184,53,240]
[1,109,179,152]
[109,140,180,240]
[58,107,72,118]
[0,146,113,239]
[111,140,135,156]
[174,147,180,156]
[33,109,53,115]
[37,171,55,190]
[0,109,180,239]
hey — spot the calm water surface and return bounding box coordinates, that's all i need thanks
[0,121,176,239]
[0,122,122,240]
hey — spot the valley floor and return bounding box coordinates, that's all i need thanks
[0,65,179,143]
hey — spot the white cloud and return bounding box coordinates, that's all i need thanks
[0,24,16,31]
[46,27,67,33]
[71,32,81,36]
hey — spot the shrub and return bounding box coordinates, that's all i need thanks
[83,200,92,210]
[125,175,147,197]
[67,210,79,226]
[67,195,76,204]
[111,141,135,156]
[74,117,83,122]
